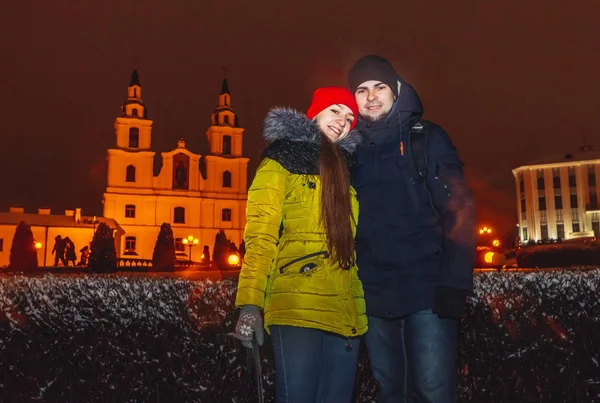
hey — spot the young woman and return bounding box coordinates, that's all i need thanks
[234,87,367,402]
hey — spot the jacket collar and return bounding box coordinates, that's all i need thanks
[263,107,362,154]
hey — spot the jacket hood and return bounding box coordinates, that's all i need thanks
[395,75,423,121]
[263,107,362,154]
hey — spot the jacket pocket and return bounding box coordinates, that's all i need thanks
[278,251,329,274]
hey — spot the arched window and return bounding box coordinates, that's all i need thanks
[223,115,230,125]
[126,165,136,182]
[223,135,232,155]
[129,127,139,148]
[222,171,232,188]
[174,207,185,224]
[132,108,139,117]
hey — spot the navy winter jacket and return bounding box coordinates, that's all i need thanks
[352,77,477,318]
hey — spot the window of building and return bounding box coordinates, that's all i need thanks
[174,207,185,224]
[554,195,563,210]
[556,209,563,222]
[588,165,596,186]
[590,193,598,208]
[540,224,548,240]
[132,108,139,117]
[537,177,545,190]
[572,222,580,233]
[224,115,230,125]
[0,238,3,252]
[222,171,232,188]
[556,223,565,240]
[126,165,136,182]
[553,175,561,189]
[129,127,139,148]
[570,194,578,208]
[522,227,528,241]
[539,210,547,223]
[519,177,524,193]
[520,198,526,212]
[175,238,185,252]
[125,236,136,251]
[223,135,232,155]
[569,169,577,187]
[538,197,546,211]
[222,208,232,222]
[125,204,136,218]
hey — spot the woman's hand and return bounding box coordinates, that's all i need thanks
[233,305,264,348]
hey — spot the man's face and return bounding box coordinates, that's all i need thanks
[354,80,395,123]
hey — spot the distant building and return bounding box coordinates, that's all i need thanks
[102,69,249,260]
[0,68,249,267]
[513,145,600,242]
[0,207,122,267]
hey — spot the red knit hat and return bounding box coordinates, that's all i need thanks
[306,86,359,130]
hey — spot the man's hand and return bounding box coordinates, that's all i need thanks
[433,286,467,320]
[233,305,264,348]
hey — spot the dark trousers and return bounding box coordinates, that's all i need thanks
[270,325,360,403]
[53,252,66,266]
[365,309,458,403]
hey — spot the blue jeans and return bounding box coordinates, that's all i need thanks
[365,309,458,403]
[270,325,360,403]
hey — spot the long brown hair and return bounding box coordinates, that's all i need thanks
[318,134,355,269]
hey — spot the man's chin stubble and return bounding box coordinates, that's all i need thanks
[361,111,391,124]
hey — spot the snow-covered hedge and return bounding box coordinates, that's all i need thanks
[1,270,599,402]
[517,242,600,268]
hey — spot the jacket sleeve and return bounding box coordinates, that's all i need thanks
[426,125,477,292]
[235,158,289,309]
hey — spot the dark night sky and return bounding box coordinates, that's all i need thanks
[1,0,600,237]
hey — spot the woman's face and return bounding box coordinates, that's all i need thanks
[314,104,355,142]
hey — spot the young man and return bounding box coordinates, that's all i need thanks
[348,55,477,402]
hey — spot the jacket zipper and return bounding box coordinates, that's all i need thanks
[279,251,329,274]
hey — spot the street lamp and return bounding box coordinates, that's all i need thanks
[479,226,492,235]
[35,241,42,250]
[182,235,199,263]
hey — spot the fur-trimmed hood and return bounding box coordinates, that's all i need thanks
[263,107,361,154]
[260,107,360,175]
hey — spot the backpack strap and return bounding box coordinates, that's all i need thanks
[409,120,430,180]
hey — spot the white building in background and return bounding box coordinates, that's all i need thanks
[0,207,122,268]
[513,145,600,243]
[102,69,249,260]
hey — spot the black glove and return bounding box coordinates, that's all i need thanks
[433,286,467,320]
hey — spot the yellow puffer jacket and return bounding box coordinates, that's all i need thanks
[235,108,367,337]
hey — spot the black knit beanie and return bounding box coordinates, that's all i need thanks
[348,55,398,97]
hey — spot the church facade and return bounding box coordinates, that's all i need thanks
[103,69,249,260]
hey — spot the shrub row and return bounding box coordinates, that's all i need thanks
[0,270,599,402]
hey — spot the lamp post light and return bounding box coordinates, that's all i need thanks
[479,226,492,235]
[182,235,199,264]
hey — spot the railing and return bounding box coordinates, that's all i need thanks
[116,258,213,271]
[117,258,153,268]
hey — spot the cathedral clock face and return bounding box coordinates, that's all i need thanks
[173,153,190,190]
